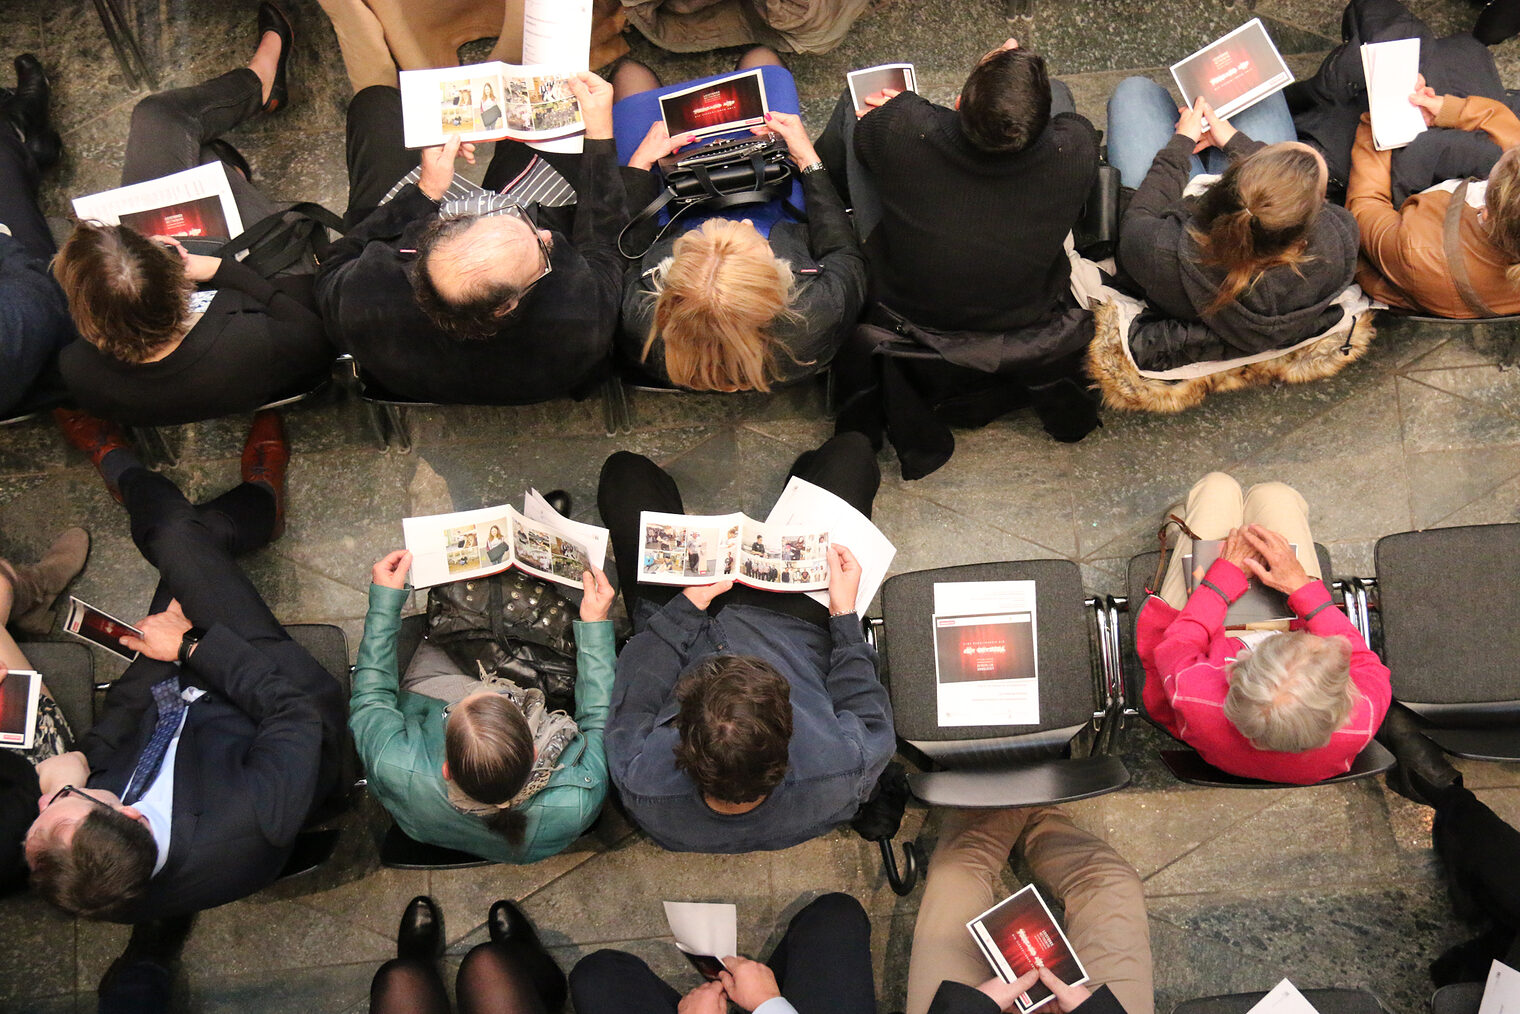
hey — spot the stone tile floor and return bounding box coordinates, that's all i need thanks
[2,0,1520,1010]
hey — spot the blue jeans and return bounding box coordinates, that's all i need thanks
[1106,76,1298,189]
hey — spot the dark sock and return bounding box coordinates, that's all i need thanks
[99,448,143,488]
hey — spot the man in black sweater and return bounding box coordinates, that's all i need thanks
[315,72,627,406]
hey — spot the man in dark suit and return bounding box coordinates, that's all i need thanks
[25,408,346,923]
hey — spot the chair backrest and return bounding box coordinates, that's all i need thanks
[1429,982,1483,1014]
[1124,544,1334,725]
[879,560,1098,763]
[1172,987,1387,1014]
[1375,524,1520,716]
[17,641,95,735]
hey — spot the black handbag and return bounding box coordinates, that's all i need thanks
[617,134,798,258]
[180,202,346,277]
[426,570,579,712]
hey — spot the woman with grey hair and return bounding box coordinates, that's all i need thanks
[1134,473,1392,783]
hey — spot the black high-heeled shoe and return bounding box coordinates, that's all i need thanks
[1475,0,1520,45]
[397,896,446,963]
[256,2,293,113]
[6,54,61,171]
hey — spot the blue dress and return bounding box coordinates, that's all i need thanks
[611,65,806,236]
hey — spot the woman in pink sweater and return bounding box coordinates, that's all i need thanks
[1136,474,1392,784]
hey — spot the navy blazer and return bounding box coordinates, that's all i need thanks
[79,623,344,922]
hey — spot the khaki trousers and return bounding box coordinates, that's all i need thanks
[904,807,1154,1014]
[1159,472,1320,612]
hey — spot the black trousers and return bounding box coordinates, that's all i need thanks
[122,69,281,227]
[569,893,877,1014]
[596,433,881,627]
[110,469,346,807]
[0,125,52,261]
[342,86,584,228]
[1435,786,1520,969]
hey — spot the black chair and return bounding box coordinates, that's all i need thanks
[17,640,95,734]
[1360,523,1520,761]
[1172,987,1388,1014]
[370,613,497,870]
[128,377,337,469]
[1121,546,1395,787]
[873,560,1129,810]
[1393,311,1520,369]
[341,355,436,453]
[0,375,70,429]
[1429,982,1484,1014]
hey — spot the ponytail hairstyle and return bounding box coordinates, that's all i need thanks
[1188,143,1324,316]
[1484,146,1520,286]
[444,695,534,843]
[642,218,798,393]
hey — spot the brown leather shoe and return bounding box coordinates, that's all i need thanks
[242,410,289,538]
[53,408,132,502]
[1,527,90,635]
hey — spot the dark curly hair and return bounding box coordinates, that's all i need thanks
[672,655,793,805]
[958,47,1052,154]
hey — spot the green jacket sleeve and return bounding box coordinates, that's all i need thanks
[349,584,413,777]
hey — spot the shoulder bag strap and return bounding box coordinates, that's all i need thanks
[1443,179,1499,319]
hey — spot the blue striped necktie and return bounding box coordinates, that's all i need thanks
[122,676,187,805]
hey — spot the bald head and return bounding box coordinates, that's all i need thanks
[412,214,553,339]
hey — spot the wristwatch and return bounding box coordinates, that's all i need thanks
[178,626,207,665]
[799,160,826,175]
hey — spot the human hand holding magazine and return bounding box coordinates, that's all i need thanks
[967,885,1089,1014]
[403,489,608,590]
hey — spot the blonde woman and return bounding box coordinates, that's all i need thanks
[610,50,866,391]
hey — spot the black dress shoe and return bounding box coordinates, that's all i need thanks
[488,899,543,950]
[256,2,293,113]
[1378,703,1462,807]
[205,138,252,182]
[1475,0,1520,45]
[542,489,572,517]
[7,54,60,171]
[397,895,445,963]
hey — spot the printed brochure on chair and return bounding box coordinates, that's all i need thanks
[932,580,1040,728]
[0,669,41,750]
[403,489,609,590]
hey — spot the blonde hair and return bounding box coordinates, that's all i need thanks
[1484,147,1520,286]
[642,219,796,392]
[1188,143,1323,316]
[1223,631,1354,753]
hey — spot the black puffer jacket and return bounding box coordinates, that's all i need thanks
[1118,132,1360,371]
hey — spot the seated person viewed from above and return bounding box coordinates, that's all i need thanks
[350,549,617,865]
[905,806,1153,1014]
[1136,472,1392,784]
[818,38,1104,457]
[0,53,74,418]
[1290,0,1520,317]
[315,70,627,406]
[28,408,347,921]
[53,5,336,427]
[597,433,894,853]
[611,48,866,392]
[1107,82,1358,372]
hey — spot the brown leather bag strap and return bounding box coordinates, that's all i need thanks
[1443,179,1500,319]
[1147,513,1202,596]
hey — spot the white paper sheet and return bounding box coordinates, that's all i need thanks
[1361,38,1427,151]
[663,901,737,964]
[766,476,896,616]
[932,581,1040,727]
[1479,960,1520,1014]
[1245,980,1322,1014]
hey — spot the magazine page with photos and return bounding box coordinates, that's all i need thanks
[506,505,602,588]
[400,62,584,148]
[0,669,41,750]
[736,518,830,591]
[766,476,896,616]
[72,162,243,241]
[636,511,744,586]
[967,884,1089,1014]
[402,495,607,590]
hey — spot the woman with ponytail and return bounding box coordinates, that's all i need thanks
[351,549,618,863]
[1106,82,1360,371]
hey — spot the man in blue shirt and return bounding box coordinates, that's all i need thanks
[598,434,895,853]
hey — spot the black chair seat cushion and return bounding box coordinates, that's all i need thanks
[18,641,95,736]
[881,560,1093,743]
[1376,524,1520,710]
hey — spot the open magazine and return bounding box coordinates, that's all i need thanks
[658,69,770,140]
[1184,539,1296,625]
[399,0,593,148]
[71,162,242,241]
[636,478,897,604]
[403,489,609,590]
[847,63,917,115]
[63,597,142,661]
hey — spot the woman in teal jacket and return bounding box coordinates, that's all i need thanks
[351,549,617,863]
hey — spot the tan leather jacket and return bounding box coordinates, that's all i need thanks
[1348,95,1520,316]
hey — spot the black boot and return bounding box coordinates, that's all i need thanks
[1475,0,1520,45]
[1378,703,1462,806]
[6,54,60,171]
